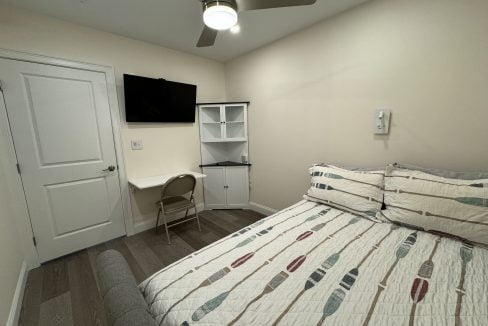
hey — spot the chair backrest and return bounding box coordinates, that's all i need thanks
[161,174,196,199]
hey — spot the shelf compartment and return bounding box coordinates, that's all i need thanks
[200,106,221,123]
[225,105,245,123]
[201,123,223,141]
[225,121,246,139]
[200,142,249,165]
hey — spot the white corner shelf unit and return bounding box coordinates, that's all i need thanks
[198,102,250,209]
[200,103,247,142]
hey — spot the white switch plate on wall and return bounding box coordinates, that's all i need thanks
[131,140,143,150]
[374,109,391,135]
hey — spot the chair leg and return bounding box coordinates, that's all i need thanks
[161,211,171,245]
[155,208,161,234]
[195,206,201,232]
[184,208,189,218]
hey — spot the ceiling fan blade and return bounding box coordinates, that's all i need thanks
[236,0,316,11]
[197,26,218,47]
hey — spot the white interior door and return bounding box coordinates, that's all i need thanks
[0,58,126,263]
[202,167,227,209]
[225,167,250,208]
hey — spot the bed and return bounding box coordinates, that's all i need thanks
[139,200,488,326]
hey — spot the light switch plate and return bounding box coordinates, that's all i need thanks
[131,140,143,150]
[374,109,391,135]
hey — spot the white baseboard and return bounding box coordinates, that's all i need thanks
[249,202,278,216]
[7,261,28,326]
[132,203,205,234]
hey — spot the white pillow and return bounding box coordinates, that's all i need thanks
[304,164,385,221]
[381,165,488,245]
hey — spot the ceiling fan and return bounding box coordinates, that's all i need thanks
[197,0,317,47]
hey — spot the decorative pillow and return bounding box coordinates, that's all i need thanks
[303,164,385,221]
[381,165,488,245]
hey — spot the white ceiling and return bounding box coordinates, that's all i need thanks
[1,0,369,62]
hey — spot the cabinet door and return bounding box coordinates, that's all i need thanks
[225,167,250,208]
[199,105,224,142]
[202,167,227,209]
[222,104,247,141]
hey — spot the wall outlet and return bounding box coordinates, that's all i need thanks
[131,140,143,150]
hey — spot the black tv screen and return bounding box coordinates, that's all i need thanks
[123,74,197,123]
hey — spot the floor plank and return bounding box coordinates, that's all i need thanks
[18,267,43,326]
[19,209,266,325]
[67,250,107,326]
[104,237,147,283]
[124,233,164,278]
[231,209,265,222]
[86,243,108,292]
[198,213,237,238]
[41,258,69,303]
[39,292,73,326]
[141,230,195,267]
[173,223,221,250]
[201,210,246,232]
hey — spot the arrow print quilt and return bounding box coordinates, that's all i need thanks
[140,200,488,325]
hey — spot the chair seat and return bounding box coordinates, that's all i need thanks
[156,196,194,213]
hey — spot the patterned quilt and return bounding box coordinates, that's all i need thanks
[140,200,488,325]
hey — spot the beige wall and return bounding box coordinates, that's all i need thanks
[2,0,488,243]
[0,167,23,326]
[225,0,488,210]
[0,110,24,324]
[0,5,227,227]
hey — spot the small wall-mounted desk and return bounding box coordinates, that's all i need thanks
[128,171,206,191]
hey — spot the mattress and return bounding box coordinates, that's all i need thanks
[140,200,488,325]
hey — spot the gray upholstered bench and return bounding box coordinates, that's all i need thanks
[96,250,157,326]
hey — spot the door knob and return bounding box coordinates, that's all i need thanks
[103,165,116,172]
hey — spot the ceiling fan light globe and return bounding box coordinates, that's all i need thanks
[203,3,238,30]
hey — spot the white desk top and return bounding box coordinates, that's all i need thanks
[128,171,206,190]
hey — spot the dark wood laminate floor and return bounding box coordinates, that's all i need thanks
[18,209,266,326]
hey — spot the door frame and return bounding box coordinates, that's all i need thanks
[0,48,134,268]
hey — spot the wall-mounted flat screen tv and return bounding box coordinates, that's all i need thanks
[123,74,197,123]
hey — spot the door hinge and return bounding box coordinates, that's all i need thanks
[16,163,21,174]
[32,237,37,246]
